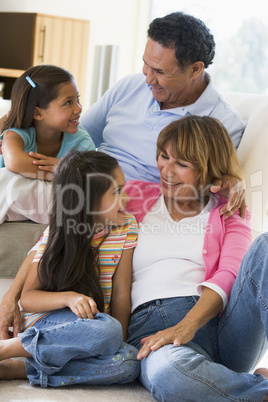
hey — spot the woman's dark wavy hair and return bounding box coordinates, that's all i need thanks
[38,150,119,312]
[1,65,74,133]
[147,12,215,70]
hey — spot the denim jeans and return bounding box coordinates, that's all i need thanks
[127,233,268,401]
[19,309,140,387]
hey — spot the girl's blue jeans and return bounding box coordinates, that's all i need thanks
[127,233,268,401]
[18,310,140,387]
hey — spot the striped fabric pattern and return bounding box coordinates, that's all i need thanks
[92,215,138,312]
[21,312,49,331]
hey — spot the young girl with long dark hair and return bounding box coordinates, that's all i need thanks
[0,150,139,387]
[0,65,94,176]
[0,65,95,224]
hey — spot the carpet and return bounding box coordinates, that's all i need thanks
[0,379,154,401]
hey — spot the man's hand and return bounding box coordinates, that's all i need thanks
[210,175,246,220]
[0,296,22,339]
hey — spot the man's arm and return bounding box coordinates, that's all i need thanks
[0,250,35,339]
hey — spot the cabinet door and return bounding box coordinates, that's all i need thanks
[32,15,89,103]
[60,19,90,97]
[33,15,65,66]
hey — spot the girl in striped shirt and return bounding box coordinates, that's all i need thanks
[0,150,140,387]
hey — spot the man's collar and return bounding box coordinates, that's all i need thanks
[147,72,218,115]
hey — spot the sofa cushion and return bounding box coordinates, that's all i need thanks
[0,221,46,278]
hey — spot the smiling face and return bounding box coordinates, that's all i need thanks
[35,79,82,134]
[157,143,200,201]
[142,38,202,110]
[94,166,129,230]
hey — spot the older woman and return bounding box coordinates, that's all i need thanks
[126,115,268,401]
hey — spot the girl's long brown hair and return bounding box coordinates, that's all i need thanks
[38,150,119,312]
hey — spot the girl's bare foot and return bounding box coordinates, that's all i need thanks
[0,359,27,380]
[254,368,268,401]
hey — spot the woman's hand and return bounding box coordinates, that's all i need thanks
[137,316,198,360]
[137,288,223,360]
[66,292,99,319]
[210,175,246,220]
[29,151,60,173]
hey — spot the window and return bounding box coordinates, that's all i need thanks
[150,1,268,93]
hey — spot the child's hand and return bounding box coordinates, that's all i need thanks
[66,292,99,319]
[29,151,60,173]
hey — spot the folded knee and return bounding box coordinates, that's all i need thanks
[139,345,209,401]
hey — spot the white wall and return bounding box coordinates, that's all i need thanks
[0,0,151,108]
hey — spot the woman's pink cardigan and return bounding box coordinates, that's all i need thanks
[125,180,252,302]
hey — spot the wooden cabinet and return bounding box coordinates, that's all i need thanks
[0,12,89,104]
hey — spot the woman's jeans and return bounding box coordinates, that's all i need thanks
[18,309,140,387]
[127,233,268,401]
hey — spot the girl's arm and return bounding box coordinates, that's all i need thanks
[20,262,98,319]
[2,131,53,180]
[110,248,134,341]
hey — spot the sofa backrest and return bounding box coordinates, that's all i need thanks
[223,92,268,238]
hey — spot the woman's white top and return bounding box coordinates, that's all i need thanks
[131,194,219,312]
